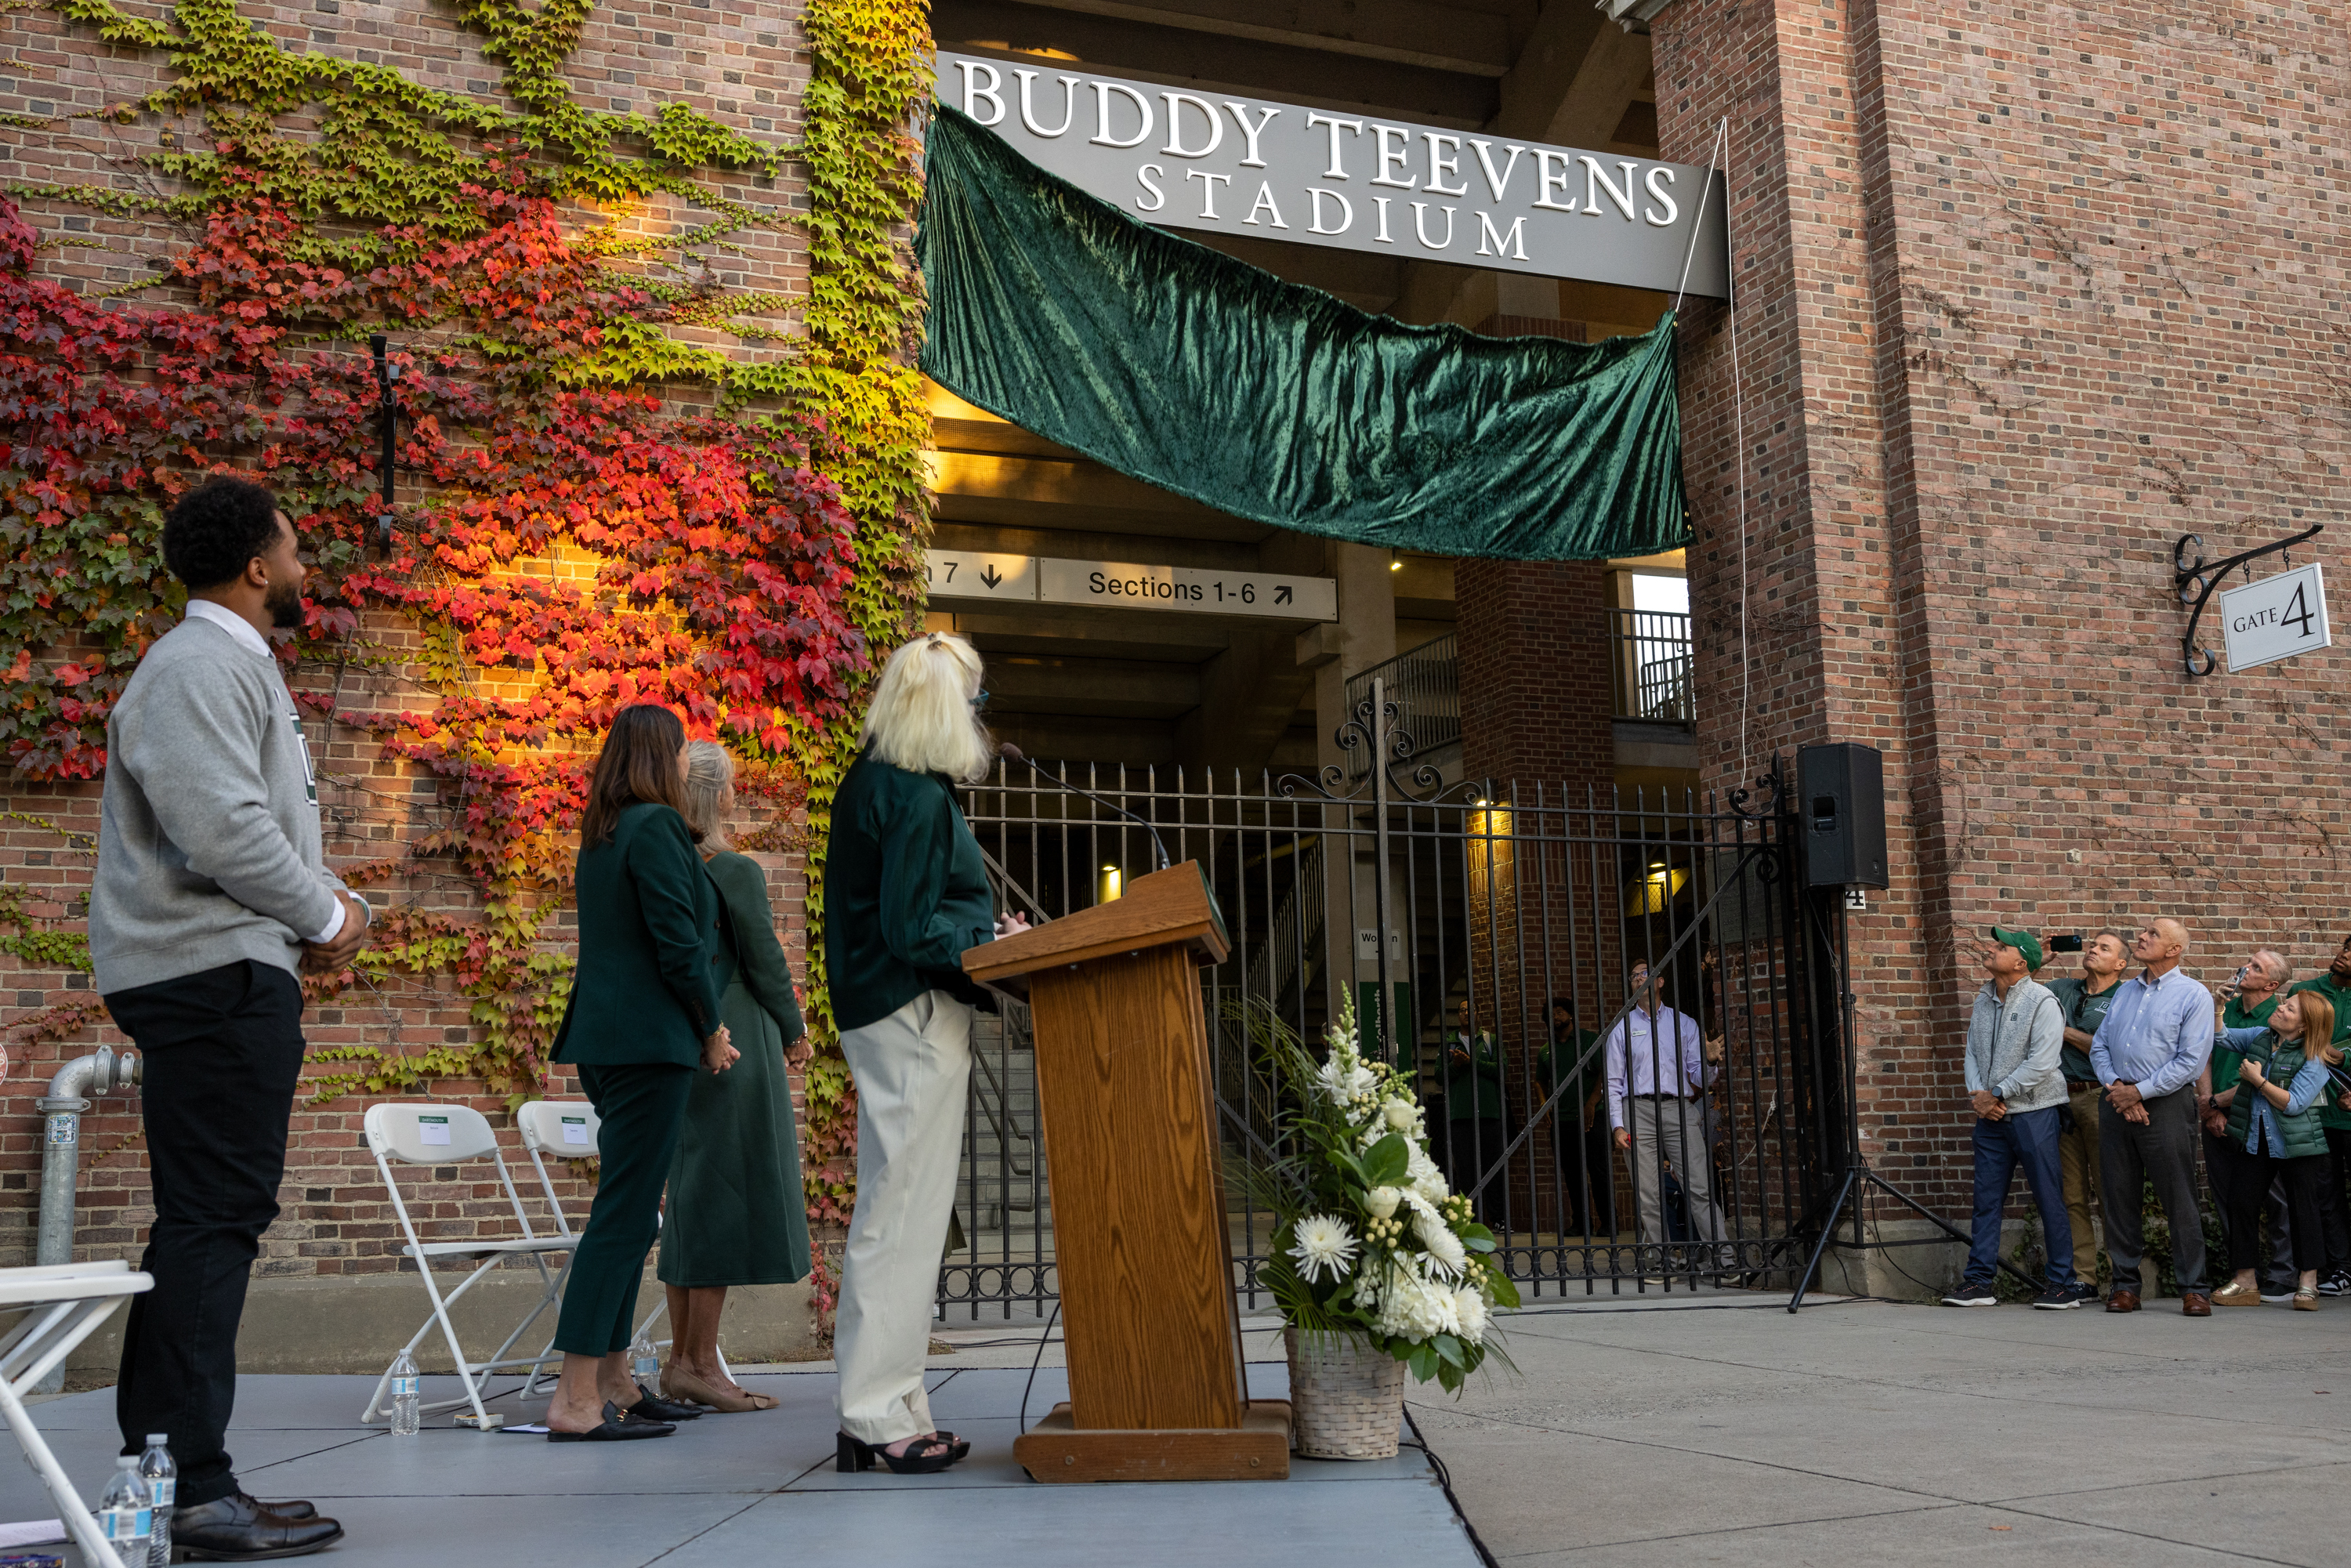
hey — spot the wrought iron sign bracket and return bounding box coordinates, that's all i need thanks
[2172,522,2324,678]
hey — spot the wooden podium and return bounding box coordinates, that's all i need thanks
[963,862,1292,1482]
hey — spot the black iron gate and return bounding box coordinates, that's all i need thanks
[936,686,1838,1319]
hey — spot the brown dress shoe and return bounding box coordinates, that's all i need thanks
[2106,1289,2141,1313]
[2183,1291,2212,1316]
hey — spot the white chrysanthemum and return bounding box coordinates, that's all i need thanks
[1414,1208,1469,1276]
[1382,1098,1417,1130]
[1405,1142,1449,1203]
[1364,1185,1401,1219]
[1451,1285,1488,1345]
[1374,1267,1462,1341]
[1288,1213,1360,1284]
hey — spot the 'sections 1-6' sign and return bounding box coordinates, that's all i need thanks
[926,550,1337,622]
[936,52,1730,300]
[2220,561,2331,674]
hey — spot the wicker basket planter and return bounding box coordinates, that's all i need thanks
[1285,1326,1405,1459]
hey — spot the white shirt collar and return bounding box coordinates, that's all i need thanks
[183,599,274,661]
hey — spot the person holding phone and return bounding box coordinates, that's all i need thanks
[2200,951,2296,1301]
[2207,991,2339,1310]
[2287,932,2351,1296]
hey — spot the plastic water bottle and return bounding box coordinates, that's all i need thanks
[389,1346,421,1436]
[96,1455,150,1568]
[629,1327,660,1396]
[136,1435,175,1566]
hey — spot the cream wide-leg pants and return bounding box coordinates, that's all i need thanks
[833,989,973,1445]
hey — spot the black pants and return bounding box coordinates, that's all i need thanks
[554,1063,693,1356]
[1445,1117,1505,1227]
[2099,1087,2207,1295]
[2213,1139,2327,1274]
[1557,1112,1617,1237]
[2320,1126,2351,1275]
[106,961,306,1508]
[2204,1130,2295,1289]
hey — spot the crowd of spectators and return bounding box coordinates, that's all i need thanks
[1944,920,2351,1313]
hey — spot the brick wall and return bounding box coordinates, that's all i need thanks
[0,3,818,1273]
[1456,560,1617,791]
[1654,0,2351,1206]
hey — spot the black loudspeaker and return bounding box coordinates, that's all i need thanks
[1799,742,1888,889]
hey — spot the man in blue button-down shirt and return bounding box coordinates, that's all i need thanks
[2088,918,2215,1315]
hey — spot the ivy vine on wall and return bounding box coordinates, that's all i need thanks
[1,0,935,1309]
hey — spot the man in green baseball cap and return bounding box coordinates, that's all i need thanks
[1943,925,2088,1308]
[1990,926,2045,973]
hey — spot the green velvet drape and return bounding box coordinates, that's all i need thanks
[916,106,1690,563]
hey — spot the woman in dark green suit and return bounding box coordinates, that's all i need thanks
[657,741,812,1412]
[543,704,739,1441]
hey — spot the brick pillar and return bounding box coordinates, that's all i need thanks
[1453,560,1620,1240]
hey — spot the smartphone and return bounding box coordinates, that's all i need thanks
[2048,934,2084,954]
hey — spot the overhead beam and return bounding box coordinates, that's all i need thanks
[935,5,1498,125]
[1002,0,1511,78]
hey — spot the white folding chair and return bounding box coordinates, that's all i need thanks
[359,1103,575,1430]
[513,1102,726,1397]
[0,1260,151,1568]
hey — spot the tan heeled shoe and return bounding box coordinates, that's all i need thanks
[661,1362,777,1413]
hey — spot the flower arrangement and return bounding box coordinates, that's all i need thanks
[1250,998,1519,1392]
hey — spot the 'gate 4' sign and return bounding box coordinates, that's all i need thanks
[2220,561,2331,673]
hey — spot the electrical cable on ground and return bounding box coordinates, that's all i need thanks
[1400,1403,1502,1568]
[1016,1300,1062,1432]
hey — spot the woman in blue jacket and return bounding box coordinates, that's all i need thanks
[2208,991,2339,1310]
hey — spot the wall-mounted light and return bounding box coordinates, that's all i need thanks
[1389,548,1404,572]
[1099,864,1124,903]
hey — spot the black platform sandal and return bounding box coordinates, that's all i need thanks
[837,1431,957,1474]
[933,1429,971,1461]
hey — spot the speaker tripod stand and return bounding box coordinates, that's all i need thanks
[1785,1157,2038,1312]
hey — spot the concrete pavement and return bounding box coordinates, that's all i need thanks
[1411,1290,2348,1566]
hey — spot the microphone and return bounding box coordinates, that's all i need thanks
[997,744,1172,872]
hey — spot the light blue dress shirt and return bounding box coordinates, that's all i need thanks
[2088,966,2213,1099]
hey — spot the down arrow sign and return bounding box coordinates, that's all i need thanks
[979,564,1003,589]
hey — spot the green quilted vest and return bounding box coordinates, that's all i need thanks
[2223,1033,2332,1160]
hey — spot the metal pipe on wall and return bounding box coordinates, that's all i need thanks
[32,1045,139,1393]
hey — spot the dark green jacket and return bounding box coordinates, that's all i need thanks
[2290,972,2351,1130]
[2209,990,2280,1098]
[552,802,724,1068]
[1536,1028,1603,1124]
[707,849,805,1044]
[825,749,996,1032]
[1444,1030,1505,1120]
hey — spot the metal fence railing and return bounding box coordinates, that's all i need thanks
[1343,632,1457,772]
[1608,608,1694,724]
[936,691,1831,1320]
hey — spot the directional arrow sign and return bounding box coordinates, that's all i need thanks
[927,550,1037,603]
[1035,559,1337,621]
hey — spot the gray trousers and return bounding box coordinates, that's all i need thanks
[1625,1095,1726,1250]
[2099,1085,2208,1295]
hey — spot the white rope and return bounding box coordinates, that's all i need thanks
[1682,116,1754,778]
[1672,117,1730,314]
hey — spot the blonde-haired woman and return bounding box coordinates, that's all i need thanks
[654,741,813,1410]
[828,632,1025,1474]
[2210,990,2340,1311]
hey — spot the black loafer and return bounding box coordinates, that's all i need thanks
[628,1383,707,1422]
[548,1398,675,1442]
[173,1493,344,1561]
[244,1494,317,1522]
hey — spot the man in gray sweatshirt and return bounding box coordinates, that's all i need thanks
[91,476,355,1561]
[1941,927,2092,1309]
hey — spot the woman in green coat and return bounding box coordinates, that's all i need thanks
[657,741,813,1412]
[543,704,739,1441]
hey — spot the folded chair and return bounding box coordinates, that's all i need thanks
[513,1101,726,1397]
[0,1260,152,1568]
[359,1103,577,1431]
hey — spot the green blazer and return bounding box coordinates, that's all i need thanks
[707,849,805,1043]
[824,748,995,1032]
[553,801,724,1068]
